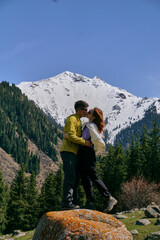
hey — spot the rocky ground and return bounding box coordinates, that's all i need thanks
[115,203,160,240]
[0,204,160,240]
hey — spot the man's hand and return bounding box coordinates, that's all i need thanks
[85,140,92,147]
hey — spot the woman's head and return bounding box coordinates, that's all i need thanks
[87,107,104,133]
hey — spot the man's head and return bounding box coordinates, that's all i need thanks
[74,100,89,117]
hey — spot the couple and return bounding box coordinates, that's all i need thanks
[60,100,117,212]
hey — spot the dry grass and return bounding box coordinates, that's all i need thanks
[0,147,19,186]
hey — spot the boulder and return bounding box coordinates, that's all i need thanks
[33,209,133,240]
[145,231,160,240]
[130,230,139,235]
[145,205,160,218]
[140,208,146,211]
[114,214,128,219]
[0,235,11,239]
[14,233,26,238]
[155,218,160,226]
[12,230,26,238]
[135,219,151,225]
[12,230,22,236]
[152,205,160,214]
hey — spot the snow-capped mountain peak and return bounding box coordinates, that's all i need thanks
[17,71,160,144]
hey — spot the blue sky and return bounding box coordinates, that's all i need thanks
[0,0,160,98]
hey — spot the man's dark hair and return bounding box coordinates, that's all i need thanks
[74,100,89,111]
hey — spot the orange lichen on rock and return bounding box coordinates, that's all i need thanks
[33,209,133,240]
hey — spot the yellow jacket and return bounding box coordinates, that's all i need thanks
[60,113,86,155]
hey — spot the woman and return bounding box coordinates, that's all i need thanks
[78,107,117,212]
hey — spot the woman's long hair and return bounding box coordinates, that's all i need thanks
[92,107,104,133]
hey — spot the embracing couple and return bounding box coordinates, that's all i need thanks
[60,100,117,212]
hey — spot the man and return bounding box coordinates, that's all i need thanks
[60,100,91,210]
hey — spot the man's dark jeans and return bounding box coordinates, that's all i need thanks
[61,151,79,207]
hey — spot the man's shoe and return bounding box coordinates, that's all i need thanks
[104,196,118,212]
[61,203,80,210]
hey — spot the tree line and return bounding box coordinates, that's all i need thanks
[0,119,160,234]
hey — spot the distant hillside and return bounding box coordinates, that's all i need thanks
[115,105,160,147]
[0,82,62,187]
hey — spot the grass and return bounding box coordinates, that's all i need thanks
[16,230,35,240]
[120,210,160,240]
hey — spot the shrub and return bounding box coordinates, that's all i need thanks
[118,176,160,210]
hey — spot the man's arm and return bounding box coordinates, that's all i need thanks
[67,117,91,146]
[63,131,91,147]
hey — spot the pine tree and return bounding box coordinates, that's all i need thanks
[148,119,160,182]
[0,170,9,234]
[134,136,144,176]
[6,165,29,232]
[140,126,151,178]
[127,135,142,179]
[25,171,40,230]
[53,164,64,210]
[112,141,127,195]
[100,145,115,187]
[93,156,106,211]
[39,170,57,216]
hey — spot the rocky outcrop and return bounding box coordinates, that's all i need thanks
[33,209,133,240]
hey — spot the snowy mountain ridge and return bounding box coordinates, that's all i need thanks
[17,71,160,144]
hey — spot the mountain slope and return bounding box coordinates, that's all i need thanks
[0,82,62,187]
[17,71,160,144]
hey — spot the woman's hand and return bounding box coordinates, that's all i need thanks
[85,140,92,147]
[63,132,68,139]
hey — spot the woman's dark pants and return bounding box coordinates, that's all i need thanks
[78,146,110,202]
